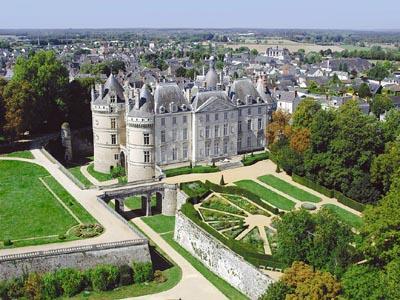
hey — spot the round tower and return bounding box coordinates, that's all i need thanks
[126,85,155,182]
[61,122,73,162]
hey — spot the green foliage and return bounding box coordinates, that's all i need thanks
[111,165,126,178]
[367,62,390,81]
[118,265,133,286]
[23,272,43,300]
[334,190,366,212]
[219,175,225,186]
[90,264,120,291]
[132,262,153,283]
[80,60,125,76]
[292,173,334,198]
[292,98,321,128]
[55,268,86,297]
[357,82,372,98]
[241,151,269,166]
[261,281,294,300]
[42,272,61,299]
[164,165,219,177]
[370,94,394,118]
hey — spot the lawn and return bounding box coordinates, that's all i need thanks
[164,165,219,177]
[0,160,91,247]
[125,195,156,211]
[222,194,270,216]
[141,215,176,234]
[1,150,34,159]
[68,165,93,188]
[323,204,363,229]
[234,180,296,211]
[258,175,321,203]
[87,163,113,182]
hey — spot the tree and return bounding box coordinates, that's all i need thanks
[290,128,311,153]
[357,82,372,99]
[367,63,390,81]
[370,94,394,118]
[261,281,293,300]
[266,110,292,146]
[250,49,259,56]
[292,98,321,128]
[0,78,7,136]
[215,60,224,70]
[175,66,187,78]
[381,108,400,142]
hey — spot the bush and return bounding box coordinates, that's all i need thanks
[56,268,86,297]
[154,270,166,283]
[334,190,365,212]
[165,165,219,177]
[111,165,125,178]
[241,151,269,166]
[90,265,119,291]
[42,272,61,300]
[132,262,153,283]
[24,273,43,300]
[292,174,334,198]
[119,265,133,286]
[58,234,66,240]
[6,278,25,299]
[3,239,12,246]
[73,223,104,238]
[220,175,225,186]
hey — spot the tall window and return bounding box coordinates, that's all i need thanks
[247,119,252,131]
[238,121,242,133]
[183,115,187,124]
[247,136,251,147]
[214,142,219,155]
[161,117,165,126]
[111,134,116,145]
[205,126,210,138]
[214,125,219,137]
[144,151,150,163]
[215,113,219,121]
[110,95,116,103]
[172,116,177,125]
[172,148,177,160]
[223,140,228,154]
[183,145,188,159]
[161,130,166,143]
[238,137,242,149]
[183,128,188,140]
[110,107,114,113]
[161,148,166,162]
[206,114,210,122]
[111,118,116,129]
[258,107,262,114]
[144,133,150,145]
[247,107,251,115]
[205,143,210,156]
[224,112,228,120]
[258,118,262,130]
[239,110,242,116]
[223,124,228,136]
[172,129,177,141]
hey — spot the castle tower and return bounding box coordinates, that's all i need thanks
[126,85,155,182]
[91,74,126,173]
[61,122,73,162]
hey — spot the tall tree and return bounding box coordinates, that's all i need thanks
[292,98,321,129]
[266,110,292,146]
[370,94,394,118]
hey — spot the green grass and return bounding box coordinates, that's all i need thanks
[323,204,364,229]
[68,165,93,188]
[1,150,34,159]
[241,227,264,254]
[162,232,248,300]
[201,195,246,216]
[66,265,181,300]
[222,194,270,216]
[0,160,86,247]
[258,175,321,203]
[180,181,209,198]
[87,163,113,182]
[234,180,295,211]
[141,215,176,234]
[165,165,219,177]
[125,196,156,210]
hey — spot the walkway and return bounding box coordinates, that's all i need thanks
[0,150,140,256]
[130,218,227,300]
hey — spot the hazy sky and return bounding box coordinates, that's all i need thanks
[1,0,399,30]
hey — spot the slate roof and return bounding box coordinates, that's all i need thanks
[154,83,190,113]
[191,90,231,111]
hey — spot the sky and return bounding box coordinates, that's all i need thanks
[1,0,399,30]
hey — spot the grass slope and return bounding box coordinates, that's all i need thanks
[142,215,176,234]
[87,163,112,182]
[235,180,295,211]
[68,165,93,188]
[258,175,321,203]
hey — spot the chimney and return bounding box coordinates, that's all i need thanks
[91,86,95,101]
[135,88,140,109]
[294,90,298,98]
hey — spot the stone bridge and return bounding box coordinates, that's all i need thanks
[99,182,178,216]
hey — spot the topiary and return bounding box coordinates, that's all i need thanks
[118,265,133,286]
[3,239,12,246]
[220,175,226,186]
[90,265,119,291]
[132,262,153,283]
[24,272,43,300]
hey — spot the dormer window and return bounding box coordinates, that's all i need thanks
[159,106,165,113]
[169,102,177,113]
[110,95,116,103]
[181,104,187,111]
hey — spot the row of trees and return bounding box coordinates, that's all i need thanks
[335,46,400,62]
[0,51,93,140]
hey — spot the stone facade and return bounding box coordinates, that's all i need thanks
[91,74,275,183]
[174,212,274,299]
[0,240,151,280]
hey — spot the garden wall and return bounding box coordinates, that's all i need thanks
[174,212,274,300]
[0,240,151,280]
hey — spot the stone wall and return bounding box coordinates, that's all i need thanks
[176,189,188,210]
[0,240,151,280]
[174,212,274,300]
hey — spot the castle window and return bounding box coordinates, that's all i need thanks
[247,108,251,115]
[172,116,177,125]
[223,124,228,136]
[161,130,166,143]
[238,137,242,149]
[144,151,150,163]
[214,125,219,137]
[258,107,262,114]
[183,115,187,124]
[172,148,177,160]
[223,140,228,154]
[205,126,210,138]
[258,118,262,130]
[144,133,150,145]
[183,145,188,159]
[239,110,242,116]
[238,121,242,133]
[183,128,188,140]
[224,112,228,120]
[111,118,116,129]
[161,117,165,126]
[214,142,219,155]
[172,129,177,141]
[247,136,251,147]
[206,114,210,122]
[111,134,116,145]
[161,148,166,162]
[114,154,119,160]
[110,107,114,113]
[205,143,210,156]
[247,119,252,131]
[215,113,219,121]
[110,95,116,103]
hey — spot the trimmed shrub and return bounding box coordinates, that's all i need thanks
[154,270,166,283]
[58,233,66,240]
[165,165,219,177]
[56,268,85,297]
[119,265,133,286]
[241,151,269,166]
[90,265,120,291]
[3,239,12,246]
[334,190,365,212]
[42,272,61,300]
[132,262,153,283]
[24,272,43,300]
[292,174,334,198]
[111,165,125,178]
[220,175,226,186]
[6,278,25,299]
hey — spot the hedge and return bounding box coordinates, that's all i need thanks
[334,191,366,212]
[204,180,279,215]
[241,152,269,166]
[180,203,285,269]
[165,165,219,177]
[180,181,212,204]
[292,174,334,198]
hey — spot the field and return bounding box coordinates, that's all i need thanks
[0,160,97,247]
[258,175,321,203]
[221,39,344,53]
[234,180,296,211]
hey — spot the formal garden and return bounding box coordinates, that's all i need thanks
[0,160,102,248]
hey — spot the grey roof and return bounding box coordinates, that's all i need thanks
[231,78,260,102]
[128,85,154,117]
[192,90,231,111]
[154,83,190,113]
[104,74,125,102]
[273,90,300,103]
